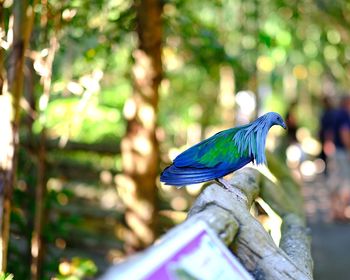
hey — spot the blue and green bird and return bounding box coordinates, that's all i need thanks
[160,112,286,188]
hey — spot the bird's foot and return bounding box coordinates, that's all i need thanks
[216,178,248,203]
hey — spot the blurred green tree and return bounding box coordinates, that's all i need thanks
[0,0,350,278]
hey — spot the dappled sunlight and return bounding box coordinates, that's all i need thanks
[186,123,202,146]
[283,127,323,178]
[123,98,137,120]
[185,183,203,196]
[286,145,303,168]
[163,46,183,71]
[292,65,308,80]
[125,211,154,245]
[106,249,125,264]
[2,0,350,278]
[56,258,97,279]
[114,224,139,249]
[115,174,136,201]
[79,70,103,93]
[159,210,187,224]
[255,198,282,246]
[58,261,71,276]
[300,160,317,181]
[300,137,321,156]
[100,189,120,209]
[57,193,69,206]
[313,158,326,174]
[168,147,183,161]
[67,81,84,95]
[257,56,275,73]
[296,128,322,154]
[32,48,50,78]
[218,65,235,127]
[62,8,77,21]
[47,178,63,192]
[266,127,285,151]
[159,182,173,192]
[43,96,122,143]
[116,174,154,222]
[255,165,278,185]
[100,170,113,185]
[0,95,14,169]
[138,104,156,130]
[235,90,256,121]
[170,196,188,211]
[132,49,155,95]
[133,135,153,157]
[66,182,101,200]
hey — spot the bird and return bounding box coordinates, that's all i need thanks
[160,112,286,190]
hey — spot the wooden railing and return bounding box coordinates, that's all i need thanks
[101,163,313,280]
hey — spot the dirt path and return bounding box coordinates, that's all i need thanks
[303,174,350,280]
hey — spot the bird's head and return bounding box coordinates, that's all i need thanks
[266,112,287,129]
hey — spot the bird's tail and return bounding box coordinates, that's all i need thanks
[160,164,221,187]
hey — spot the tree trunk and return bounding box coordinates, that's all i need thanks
[0,0,36,271]
[240,0,259,118]
[119,0,163,251]
[0,1,5,94]
[30,31,59,280]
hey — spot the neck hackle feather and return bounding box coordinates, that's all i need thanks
[232,114,271,165]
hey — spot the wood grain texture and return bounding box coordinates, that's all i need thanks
[187,167,312,280]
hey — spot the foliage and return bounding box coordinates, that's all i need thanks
[2,0,350,278]
[56,258,97,280]
[0,273,14,280]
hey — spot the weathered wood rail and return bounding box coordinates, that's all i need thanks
[101,164,313,280]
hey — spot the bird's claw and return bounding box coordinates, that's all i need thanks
[216,178,248,203]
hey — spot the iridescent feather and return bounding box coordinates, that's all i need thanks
[160,112,286,187]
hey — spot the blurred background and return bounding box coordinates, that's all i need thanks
[0,0,350,279]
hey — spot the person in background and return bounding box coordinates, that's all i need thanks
[339,96,350,149]
[319,97,338,176]
[328,95,350,221]
[285,101,298,145]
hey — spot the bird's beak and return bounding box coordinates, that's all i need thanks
[281,122,287,130]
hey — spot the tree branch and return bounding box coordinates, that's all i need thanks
[101,167,313,280]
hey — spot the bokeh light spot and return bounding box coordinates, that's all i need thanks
[324,45,338,61]
[236,90,256,116]
[327,29,341,44]
[293,65,308,80]
[170,196,188,211]
[300,160,316,180]
[257,56,275,72]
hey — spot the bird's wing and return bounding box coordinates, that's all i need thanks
[173,127,251,169]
